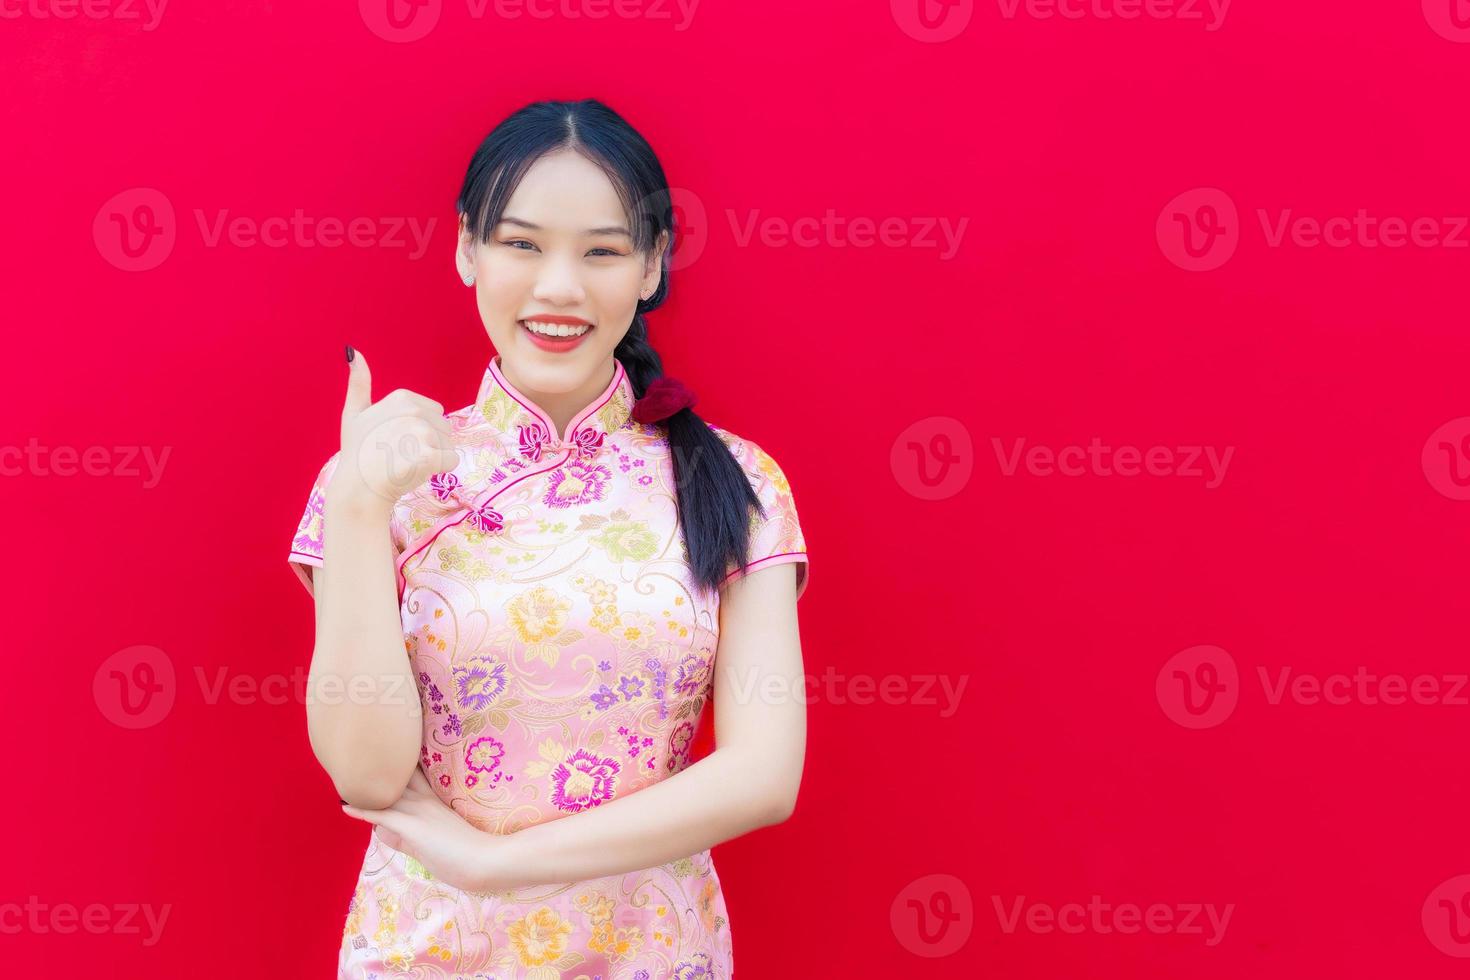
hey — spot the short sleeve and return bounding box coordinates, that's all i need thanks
[720,439,810,601]
[287,452,341,598]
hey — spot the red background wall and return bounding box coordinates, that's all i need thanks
[6,0,1470,975]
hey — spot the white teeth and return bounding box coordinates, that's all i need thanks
[523,320,591,338]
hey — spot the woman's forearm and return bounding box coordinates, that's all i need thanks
[487,747,789,891]
[305,495,422,810]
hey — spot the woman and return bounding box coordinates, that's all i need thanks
[287,98,811,978]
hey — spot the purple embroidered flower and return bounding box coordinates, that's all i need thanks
[518,421,550,461]
[549,749,621,813]
[634,972,651,980]
[597,659,612,671]
[672,954,714,980]
[646,655,669,720]
[468,501,504,534]
[589,684,620,712]
[429,471,460,500]
[672,655,711,697]
[617,674,645,701]
[421,678,446,714]
[543,460,611,509]
[465,735,506,773]
[454,657,508,710]
[441,713,462,739]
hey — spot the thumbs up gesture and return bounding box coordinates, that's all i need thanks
[329,347,460,516]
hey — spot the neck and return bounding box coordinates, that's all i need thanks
[499,356,617,442]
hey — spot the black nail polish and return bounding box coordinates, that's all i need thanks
[345,344,355,363]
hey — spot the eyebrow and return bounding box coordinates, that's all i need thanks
[497,216,632,238]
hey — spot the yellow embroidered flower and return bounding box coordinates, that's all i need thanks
[578,893,615,924]
[506,586,572,643]
[698,878,722,932]
[506,906,574,967]
[612,612,659,651]
[754,446,791,495]
[590,603,622,633]
[589,520,658,562]
[605,925,644,961]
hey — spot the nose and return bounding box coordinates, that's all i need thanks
[531,251,588,307]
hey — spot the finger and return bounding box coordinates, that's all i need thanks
[341,346,373,429]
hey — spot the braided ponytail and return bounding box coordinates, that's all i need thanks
[616,315,764,594]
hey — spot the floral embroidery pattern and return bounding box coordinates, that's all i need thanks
[549,748,622,813]
[467,501,504,534]
[543,459,612,509]
[287,356,788,977]
[429,471,460,500]
[453,656,508,710]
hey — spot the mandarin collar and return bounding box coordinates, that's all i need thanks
[472,354,637,459]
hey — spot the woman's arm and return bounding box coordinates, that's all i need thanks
[305,498,423,811]
[484,560,807,890]
[304,350,458,811]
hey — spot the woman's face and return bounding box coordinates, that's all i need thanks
[456,148,668,400]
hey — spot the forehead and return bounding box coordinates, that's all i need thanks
[501,149,629,231]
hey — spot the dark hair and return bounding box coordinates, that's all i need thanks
[455,98,764,595]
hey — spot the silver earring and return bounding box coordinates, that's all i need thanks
[462,271,476,286]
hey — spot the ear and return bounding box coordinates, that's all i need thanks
[642,229,669,293]
[455,214,477,279]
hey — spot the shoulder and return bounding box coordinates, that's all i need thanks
[705,422,794,495]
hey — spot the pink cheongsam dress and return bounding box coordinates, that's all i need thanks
[287,353,810,979]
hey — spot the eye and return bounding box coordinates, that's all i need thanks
[501,239,624,258]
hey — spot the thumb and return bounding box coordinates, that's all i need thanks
[342,345,372,423]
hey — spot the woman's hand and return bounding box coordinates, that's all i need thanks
[340,766,520,894]
[329,347,460,517]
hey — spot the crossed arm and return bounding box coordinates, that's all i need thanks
[340,560,808,892]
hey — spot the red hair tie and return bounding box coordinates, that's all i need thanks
[632,376,698,424]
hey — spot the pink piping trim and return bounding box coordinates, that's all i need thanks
[720,552,810,601]
[392,358,630,600]
[488,355,627,445]
[392,448,574,600]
